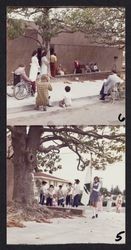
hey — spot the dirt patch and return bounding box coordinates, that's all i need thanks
[7,201,77,227]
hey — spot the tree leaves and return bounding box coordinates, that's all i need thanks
[7,7,125,47]
[8,126,125,174]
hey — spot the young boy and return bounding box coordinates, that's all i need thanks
[39,181,47,205]
[59,86,72,108]
[72,179,81,207]
[57,185,65,207]
[46,185,54,206]
[66,182,73,206]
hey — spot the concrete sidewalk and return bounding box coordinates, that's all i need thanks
[7,80,103,113]
[7,208,125,244]
[7,80,125,125]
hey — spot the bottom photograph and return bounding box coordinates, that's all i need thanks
[7,125,125,244]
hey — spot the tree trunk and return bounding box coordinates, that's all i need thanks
[46,41,51,76]
[11,126,43,205]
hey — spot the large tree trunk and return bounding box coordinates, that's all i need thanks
[11,126,43,205]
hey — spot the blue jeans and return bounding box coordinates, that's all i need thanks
[39,194,45,205]
[73,194,80,207]
[46,197,53,206]
[66,195,71,206]
[58,198,64,207]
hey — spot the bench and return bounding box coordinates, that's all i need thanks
[46,206,84,216]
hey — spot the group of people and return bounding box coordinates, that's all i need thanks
[14,48,58,88]
[39,179,82,208]
[74,60,99,74]
[14,48,72,111]
[13,50,124,110]
[39,176,124,218]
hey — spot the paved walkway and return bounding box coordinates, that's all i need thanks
[7,207,125,244]
[7,80,102,111]
[7,80,125,125]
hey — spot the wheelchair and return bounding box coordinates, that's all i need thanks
[7,72,33,100]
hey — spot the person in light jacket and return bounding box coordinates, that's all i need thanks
[72,179,81,207]
[57,185,65,207]
[100,70,123,100]
[29,50,40,95]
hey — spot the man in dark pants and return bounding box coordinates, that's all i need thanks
[39,181,47,205]
[72,179,81,207]
[66,182,73,206]
[46,185,54,206]
[99,70,123,100]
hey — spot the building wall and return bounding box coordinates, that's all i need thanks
[53,44,123,73]
[51,31,92,46]
[7,35,38,81]
[7,30,123,80]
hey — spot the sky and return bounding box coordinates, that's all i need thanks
[53,148,125,192]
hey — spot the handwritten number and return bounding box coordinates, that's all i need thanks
[118,113,125,122]
[115,231,125,241]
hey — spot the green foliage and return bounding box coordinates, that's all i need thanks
[37,151,62,174]
[8,125,125,175]
[7,18,25,40]
[62,7,125,46]
[100,187,109,196]
[7,7,125,47]
[110,185,122,195]
[37,125,125,173]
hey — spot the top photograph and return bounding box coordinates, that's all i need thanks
[6,7,125,125]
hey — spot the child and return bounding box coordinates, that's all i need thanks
[59,86,72,108]
[66,182,73,206]
[57,185,65,207]
[46,185,54,206]
[93,63,99,72]
[57,64,65,76]
[116,194,123,213]
[89,176,101,218]
[35,74,52,111]
[39,181,47,205]
[106,193,113,212]
[97,193,103,212]
[72,179,81,207]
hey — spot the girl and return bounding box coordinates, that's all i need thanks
[90,176,101,218]
[116,194,123,213]
[106,193,113,212]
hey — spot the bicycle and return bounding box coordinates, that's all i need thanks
[7,72,33,100]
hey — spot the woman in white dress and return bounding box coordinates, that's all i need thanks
[29,50,40,95]
[41,51,49,76]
